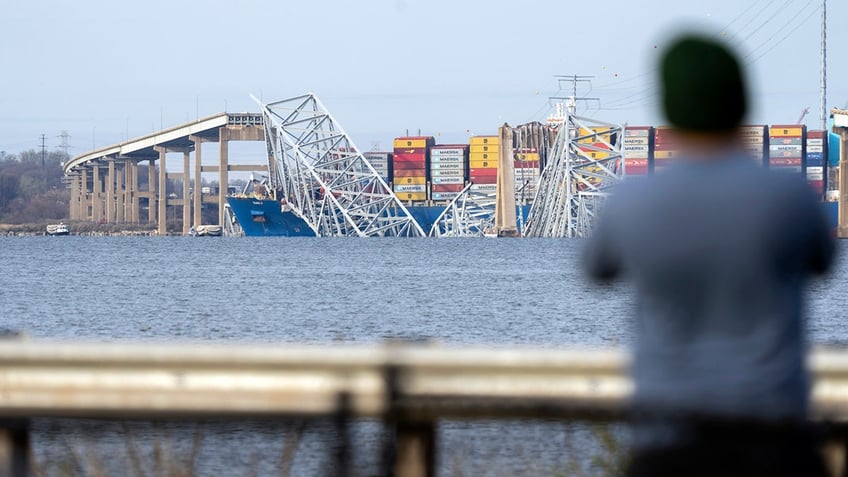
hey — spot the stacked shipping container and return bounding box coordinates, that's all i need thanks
[738,126,767,165]
[363,152,392,183]
[652,127,678,173]
[514,148,540,203]
[393,136,434,202]
[430,145,468,202]
[768,125,805,174]
[806,130,827,199]
[469,136,499,195]
[623,127,651,176]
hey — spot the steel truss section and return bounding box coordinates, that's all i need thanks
[429,183,496,237]
[222,204,243,237]
[523,112,624,238]
[255,93,425,237]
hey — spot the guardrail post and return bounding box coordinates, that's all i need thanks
[823,427,848,477]
[0,419,29,477]
[393,420,435,477]
[382,363,435,477]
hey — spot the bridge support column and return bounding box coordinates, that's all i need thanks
[106,160,115,223]
[148,160,156,224]
[127,161,138,224]
[92,164,101,223]
[68,174,79,221]
[183,151,191,235]
[189,136,204,228]
[156,148,168,235]
[115,162,125,223]
[80,168,89,220]
[218,130,229,227]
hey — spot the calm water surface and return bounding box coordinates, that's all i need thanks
[2,237,846,476]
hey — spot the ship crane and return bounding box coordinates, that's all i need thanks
[798,107,811,125]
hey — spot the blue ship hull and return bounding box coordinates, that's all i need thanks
[226,196,531,237]
[226,196,452,237]
[228,196,838,237]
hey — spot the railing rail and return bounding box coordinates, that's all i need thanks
[1,341,848,476]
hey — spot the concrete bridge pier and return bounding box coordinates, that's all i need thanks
[115,162,125,223]
[79,168,88,220]
[106,160,116,223]
[91,164,102,223]
[189,135,208,229]
[147,160,156,225]
[182,150,190,235]
[155,147,168,235]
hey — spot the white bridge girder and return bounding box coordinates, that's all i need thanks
[256,93,425,238]
[523,111,624,238]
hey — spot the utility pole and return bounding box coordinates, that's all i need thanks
[40,134,47,169]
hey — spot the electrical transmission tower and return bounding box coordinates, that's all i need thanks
[523,76,624,238]
[40,134,47,169]
[58,130,71,157]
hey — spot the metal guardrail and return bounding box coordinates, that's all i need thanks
[1,341,848,476]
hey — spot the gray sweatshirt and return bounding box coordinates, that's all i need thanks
[584,153,834,433]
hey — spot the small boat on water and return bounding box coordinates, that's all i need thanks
[46,223,70,236]
[189,225,223,237]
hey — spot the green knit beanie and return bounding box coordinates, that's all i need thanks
[661,35,747,132]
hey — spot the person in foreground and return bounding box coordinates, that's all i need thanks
[584,34,835,477]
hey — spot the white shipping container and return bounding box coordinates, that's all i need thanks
[394,184,426,193]
[808,138,824,145]
[430,155,464,163]
[625,150,650,159]
[738,126,765,137]
[770,137,803,145]
[432,192,461,201]
[625,128,651,137]
[624,137,650,146]
[430,162,463,170]
[769,145,803,153]
[470,184,497,193]
[740,136,764,145]
[808,172,824,181]
[431,149,466,156]
[808,146,824,153]
[430,169,464,177]
[432,176,464,184]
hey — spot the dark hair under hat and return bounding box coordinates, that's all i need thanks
[660,35,747,132]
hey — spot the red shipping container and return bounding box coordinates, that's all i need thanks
[393,161,427,171]
[625,159,649,175]
[469,168,498,177]
[808,180,824,195]
[470,176,497,184]
[393,168,427,177]
[431,183,465,193]
[770,158,802,167]
[392,150,427,160]
[654,127,677,146]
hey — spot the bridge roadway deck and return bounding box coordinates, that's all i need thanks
[63,112,267,235]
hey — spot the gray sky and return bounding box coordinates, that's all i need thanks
[2,0,845,159]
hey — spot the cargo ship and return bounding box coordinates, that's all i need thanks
[226,196,451,237]
[227,125,840,236]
